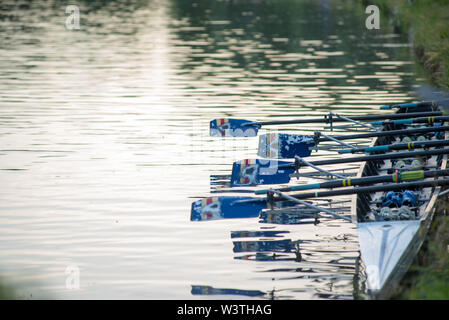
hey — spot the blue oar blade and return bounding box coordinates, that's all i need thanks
[258,133,315,159]
[210,119,260,137]
[231,159,295,186]
[190,196,266,221]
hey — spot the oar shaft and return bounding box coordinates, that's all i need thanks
[251,111,442,126]
[256,170,449,194]
[278,147,449,169]
[322,125,449,143]
[371,116,449,127]
[379,100,434,110]
[339,139,449,154]
[308,148,449,167]
[272,179,449,202]
[380,99,449,110]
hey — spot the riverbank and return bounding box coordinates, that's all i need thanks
[367,0,449,89]
[363,0,449,299]
[391,197,449,299]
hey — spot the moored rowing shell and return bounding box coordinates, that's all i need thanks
[352,104,448,299]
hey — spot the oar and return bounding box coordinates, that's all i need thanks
[254,169,449,194]
[210,111,443,137]
[339,139,449,154]
[258,125,449,158]
[231,148,449,186]
[270,178,449,202]
[191,179,449,221]
[380,99,449,110]
[370,116,449,127]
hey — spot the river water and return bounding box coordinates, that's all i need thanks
[0,0,424,299]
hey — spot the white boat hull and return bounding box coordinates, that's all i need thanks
[358,220,420,295]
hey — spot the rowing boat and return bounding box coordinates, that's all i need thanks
[351,104,448,299]
[194,99,449,299]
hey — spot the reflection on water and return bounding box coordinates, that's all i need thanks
[0,0,422,299]
[191,285,267,298]
[230,230,289,238]
[260,209,320,225]
[229,227,358,299]
[233,239,297,253]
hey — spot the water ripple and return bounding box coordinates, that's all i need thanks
[0,0,422,299]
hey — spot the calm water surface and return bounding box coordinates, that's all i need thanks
[0,0,424,299]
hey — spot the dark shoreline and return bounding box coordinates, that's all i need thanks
[361,0,449,299]
[364,0,449,89]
